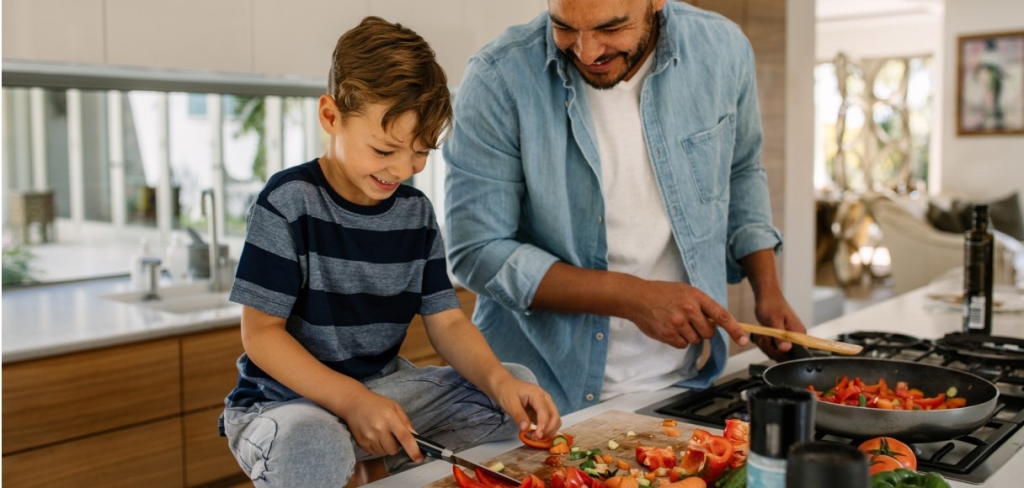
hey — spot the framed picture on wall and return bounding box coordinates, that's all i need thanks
[957,30,1024,135]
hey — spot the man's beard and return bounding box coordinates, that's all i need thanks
[562,5,657,90]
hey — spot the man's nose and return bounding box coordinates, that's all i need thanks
[573,32,604,65]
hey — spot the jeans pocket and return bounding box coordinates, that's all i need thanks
[224,409,278,481]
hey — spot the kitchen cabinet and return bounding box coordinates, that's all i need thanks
[1,288,477,487]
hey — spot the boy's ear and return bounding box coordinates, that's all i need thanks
[318,94,341,132]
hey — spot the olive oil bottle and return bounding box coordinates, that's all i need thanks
[963,204,993,334]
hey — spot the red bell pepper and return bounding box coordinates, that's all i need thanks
[635,445,677,471]
[454,466,490,488]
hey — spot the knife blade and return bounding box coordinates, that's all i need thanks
[412,433,521,486]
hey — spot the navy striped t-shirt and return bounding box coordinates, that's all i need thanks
[225,159,460,408]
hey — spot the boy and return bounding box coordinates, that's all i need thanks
[220,17,561,487]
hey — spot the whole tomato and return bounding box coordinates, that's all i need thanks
[858,437,917,475]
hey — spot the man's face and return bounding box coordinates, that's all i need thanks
[549,0,664,89]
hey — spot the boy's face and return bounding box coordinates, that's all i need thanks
[318,97,429,206]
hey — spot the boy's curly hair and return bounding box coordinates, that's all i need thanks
[328,17,452,150]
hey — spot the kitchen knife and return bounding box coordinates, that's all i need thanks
[412,433,521,486]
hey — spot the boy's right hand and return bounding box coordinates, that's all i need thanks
[341,391,423,463]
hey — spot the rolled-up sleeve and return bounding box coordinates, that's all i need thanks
[443,55,560,312]
[724,40,783,284]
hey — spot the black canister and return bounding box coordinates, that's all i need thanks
[746,386,816,488]
[786,441,869,488]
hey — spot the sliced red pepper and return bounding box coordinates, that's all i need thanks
[519,429,573,450]
[454,466,489,488]
[636,445,677,471]
[915,393,946,408]
[518,475,546,488]
[475,467,518,487]
[699,435,734,483]
[565,466,592,488]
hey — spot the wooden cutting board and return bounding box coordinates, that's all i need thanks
[423,409,719,487]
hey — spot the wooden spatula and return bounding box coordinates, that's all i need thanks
[737,322,863,355]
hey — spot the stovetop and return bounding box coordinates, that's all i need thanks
[636,331,1024,485]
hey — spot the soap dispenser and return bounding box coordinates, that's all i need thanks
[130,238,155,291]
[164,232,189,284]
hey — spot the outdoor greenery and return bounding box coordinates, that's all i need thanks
[3,245,41,285]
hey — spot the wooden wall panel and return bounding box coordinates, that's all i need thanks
[2,418,184,487]
[181,326,245,412]
[2,338,181,454]
[184,407,244,486]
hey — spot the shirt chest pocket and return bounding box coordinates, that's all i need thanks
[681,114,736,203]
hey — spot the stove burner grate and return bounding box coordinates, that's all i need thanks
[936,332,1024,366]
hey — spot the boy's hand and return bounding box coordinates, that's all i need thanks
[491,377,562,441]
[341,390,423,462]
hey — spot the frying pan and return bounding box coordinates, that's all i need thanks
[762,357,999,442]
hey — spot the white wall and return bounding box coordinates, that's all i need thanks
[1,0,547,86]
[816,16,941,61]
[941,0,1024,201]
[785,0,817,326]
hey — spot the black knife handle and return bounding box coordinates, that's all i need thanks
[411,433,445,460]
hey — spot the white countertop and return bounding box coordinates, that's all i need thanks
[2,276,241,363]
[368,286,1024,487]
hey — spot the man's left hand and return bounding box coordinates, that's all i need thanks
[752,294,806,362]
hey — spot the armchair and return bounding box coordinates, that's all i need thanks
[865,192,1023,295]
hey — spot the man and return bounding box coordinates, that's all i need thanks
[443,0,805,414]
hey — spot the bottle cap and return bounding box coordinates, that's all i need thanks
[748,386,816,459]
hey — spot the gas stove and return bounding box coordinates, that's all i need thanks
[636,331,1024,484]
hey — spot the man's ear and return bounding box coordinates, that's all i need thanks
[653,0,668,12]
[318,94,341,132]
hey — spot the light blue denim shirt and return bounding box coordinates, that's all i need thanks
[443,2,782,414]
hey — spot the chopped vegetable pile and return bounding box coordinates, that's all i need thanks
[809,376,968,410]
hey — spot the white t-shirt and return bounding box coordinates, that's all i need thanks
[584,55,699,400]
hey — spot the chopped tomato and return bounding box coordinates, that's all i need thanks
[636,445,677,471]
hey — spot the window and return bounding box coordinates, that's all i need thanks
[815,54,933,194]
[2,62,451,285]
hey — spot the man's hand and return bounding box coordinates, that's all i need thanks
[628,281,749,349]
[490,376,562,441]
[338,390,423,462]
[752,292,806,362]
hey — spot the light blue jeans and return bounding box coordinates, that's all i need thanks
[221,358,534,487]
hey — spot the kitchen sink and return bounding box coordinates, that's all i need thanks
[101,281,237,315]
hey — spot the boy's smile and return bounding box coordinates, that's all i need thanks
[318,99,429,206]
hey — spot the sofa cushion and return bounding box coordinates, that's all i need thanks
[951,192,1024,242]
[927,201,967,234]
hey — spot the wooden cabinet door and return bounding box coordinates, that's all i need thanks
[2,338,181,454]
[2,417,184,487]
[184,406,245,486]
[181,326,244,412]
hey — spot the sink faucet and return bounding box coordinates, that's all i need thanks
[201,189,224,292]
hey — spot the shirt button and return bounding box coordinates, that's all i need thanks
[595,332,604,340]
[565,100,569,108]
[585,393,595,401]
[597,215,603,223]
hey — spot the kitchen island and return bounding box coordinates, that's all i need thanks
[367,286,1024,487]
